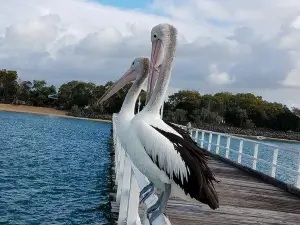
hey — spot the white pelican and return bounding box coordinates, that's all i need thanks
[100,24,219,224]
[129,24,219,222]
[98,56,160,202]
[98,57,169,221]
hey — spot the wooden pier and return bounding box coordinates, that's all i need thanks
[110,114,300,225]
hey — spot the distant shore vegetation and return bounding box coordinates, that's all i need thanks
[1,69,300,140]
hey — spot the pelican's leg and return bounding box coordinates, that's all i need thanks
[139,182,154,203]
[147,183,171,224]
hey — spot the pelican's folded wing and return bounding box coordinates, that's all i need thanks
[134,119,219,209]
[134,120,190,185]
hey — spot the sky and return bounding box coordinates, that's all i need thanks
[95,0,152,9]
[0,0,300,107]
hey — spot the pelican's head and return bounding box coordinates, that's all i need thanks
[146,23,177,102]
[98,57,149,105]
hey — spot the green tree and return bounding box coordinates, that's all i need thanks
[29,80,56,106]
[57,81,96,109]
[12,79,33,104]
[164,89,300,131]
[0,69,18,101]
[167,90,201,121]
[292,107,300,118]
[166,108,187,124]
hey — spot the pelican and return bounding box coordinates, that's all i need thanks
[98,56,158,199]
[132,24,219,222]
[100,23,219,223]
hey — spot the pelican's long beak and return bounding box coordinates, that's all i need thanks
[146,39,164,103]
[98,68,137,105]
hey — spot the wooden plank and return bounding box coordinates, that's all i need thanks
[111,200,300,225]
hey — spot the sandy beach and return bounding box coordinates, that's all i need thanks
[0,104,111,123]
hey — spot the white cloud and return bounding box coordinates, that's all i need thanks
[0,0,300,107]
[207,64,234,86]
[281,69,300,87]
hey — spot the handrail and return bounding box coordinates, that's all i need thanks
[174,123,299,153]
[174,123,300,189]
[112,114,171,225]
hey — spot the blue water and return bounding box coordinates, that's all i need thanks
[191,131,300,186]
[0,111,112,225]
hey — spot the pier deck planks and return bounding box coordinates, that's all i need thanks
[110,156,300,225]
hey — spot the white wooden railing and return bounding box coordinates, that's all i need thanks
[175,124,300,189]
[112,114,171,225]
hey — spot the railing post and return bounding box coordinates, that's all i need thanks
[271,149,279,178]
[208,132,212,151]
[252,143,259,170]
[113,115,118,175]
[115,137,122,182]
[238,140,244,163]
[116,147,125,204]
[296,151,300,188]
[216,134,220,154]
[115,138,120,182]
[225,136,231,158]
[126,168,142,225]
[200,131,204,148]
[117,155,133,225]
[194,130,198,143]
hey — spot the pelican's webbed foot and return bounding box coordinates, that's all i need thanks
[147,183,171,224]
[139,182,154,204]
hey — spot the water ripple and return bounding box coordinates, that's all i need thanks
[0,111,111,224]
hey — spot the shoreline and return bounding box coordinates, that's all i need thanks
[0,104,111,123]
[230,133,300,144]
[1,104,299,144]
[193,122,300,144]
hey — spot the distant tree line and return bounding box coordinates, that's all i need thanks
[165,90,300,132]
[1,69,300,132]
[0,69,129,115]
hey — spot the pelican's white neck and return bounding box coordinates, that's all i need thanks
[119,77,145,117]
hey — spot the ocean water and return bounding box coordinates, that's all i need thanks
[192,131,300,186]
[0,111,112,225]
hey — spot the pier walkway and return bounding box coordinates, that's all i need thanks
[110,114,300,225]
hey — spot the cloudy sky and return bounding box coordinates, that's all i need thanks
[0,0,300,107]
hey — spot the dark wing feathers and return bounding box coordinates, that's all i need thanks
[164,121,196,144]
[164,121,211,157]
[150,125,219,210]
